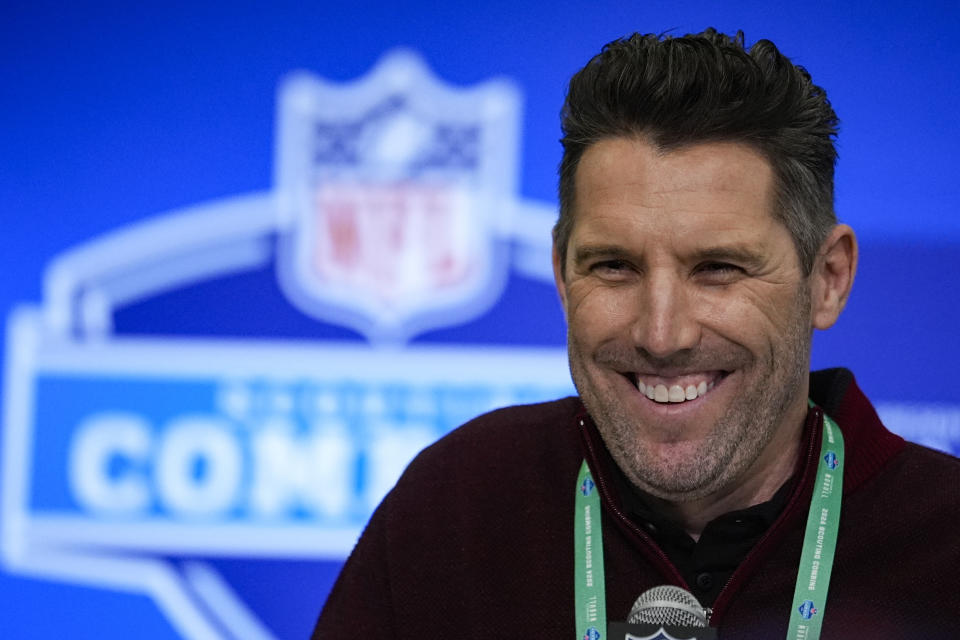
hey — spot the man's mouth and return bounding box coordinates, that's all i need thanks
[631,371,727,404]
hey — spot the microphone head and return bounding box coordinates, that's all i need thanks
[627,585,708,628]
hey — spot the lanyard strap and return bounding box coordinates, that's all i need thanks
[575,459,607,640]
[786,408,844,639]
[573,408,844,640]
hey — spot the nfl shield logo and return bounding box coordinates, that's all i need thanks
[824,451,839,470]
[275,50,521,343]
[581,475,596,497]
[798,599,818,619]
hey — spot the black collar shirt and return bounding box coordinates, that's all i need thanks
[614,467,795,607]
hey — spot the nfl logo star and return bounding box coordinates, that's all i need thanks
[584,626,601,640]
[581,475,596,497]
[824,451,839,470]
[798,599,818,619]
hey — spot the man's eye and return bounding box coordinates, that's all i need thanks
[591,260,631,274]
[696,262,745,281]
[700,262,739,272]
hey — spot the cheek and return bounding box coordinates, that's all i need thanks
[699,285,807,345]
[566,284,637,335]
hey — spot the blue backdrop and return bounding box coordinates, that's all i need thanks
[2,2,959,638]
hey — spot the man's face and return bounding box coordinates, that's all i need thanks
[554,137,815,502]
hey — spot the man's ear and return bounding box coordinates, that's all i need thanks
[552,244,568,314]
[810,224,858,330]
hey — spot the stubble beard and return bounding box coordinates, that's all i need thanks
[569,287,812,503]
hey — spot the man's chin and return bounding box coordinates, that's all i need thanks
[606,434,723,491]
[623,457,730,502]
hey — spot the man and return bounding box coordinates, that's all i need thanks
[314,29,960,637]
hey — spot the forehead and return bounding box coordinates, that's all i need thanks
[570,137,781,248]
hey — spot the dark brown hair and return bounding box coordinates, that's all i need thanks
[555,28,839,275]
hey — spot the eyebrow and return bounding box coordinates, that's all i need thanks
[691,245,766,267]
[571,245,629,267]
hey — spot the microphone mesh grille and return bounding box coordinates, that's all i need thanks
[627,585,707,627]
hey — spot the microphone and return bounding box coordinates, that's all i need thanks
[627,585,709,627]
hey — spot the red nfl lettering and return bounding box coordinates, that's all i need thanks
[312,182,475,308]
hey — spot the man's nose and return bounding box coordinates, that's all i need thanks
[630,273,700,359]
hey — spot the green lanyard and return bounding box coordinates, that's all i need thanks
[574,459,606,640]
[786,408,844,638]
[574,408,844,640]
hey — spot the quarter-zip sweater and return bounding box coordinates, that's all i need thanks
[314,369,960,638]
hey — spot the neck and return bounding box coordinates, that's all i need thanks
[652,410,807,542]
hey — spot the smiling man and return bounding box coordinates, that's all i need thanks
[556,137,843,541]
[315,29,960,638]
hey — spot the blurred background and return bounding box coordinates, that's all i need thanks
[2,1,959,638]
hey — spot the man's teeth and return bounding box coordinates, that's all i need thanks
[638,379,711,404]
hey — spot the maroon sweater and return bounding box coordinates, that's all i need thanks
[314,369,960,637]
